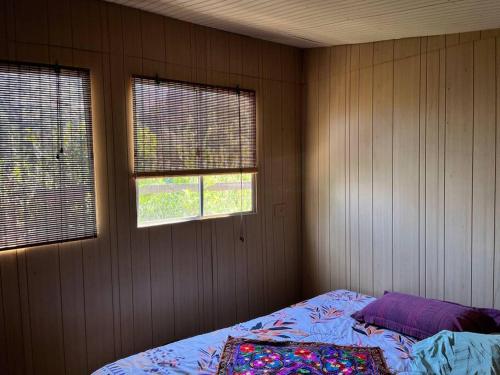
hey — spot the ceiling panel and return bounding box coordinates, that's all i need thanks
[106,0,500,47]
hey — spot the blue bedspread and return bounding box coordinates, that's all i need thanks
[94,290,416,374]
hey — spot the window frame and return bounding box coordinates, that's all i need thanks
[130,75,258,228]
[0,60,97,251]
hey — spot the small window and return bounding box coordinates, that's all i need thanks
[0,62,96,250]
[132,76,257,227]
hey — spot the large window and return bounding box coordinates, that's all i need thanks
[132,76,257,227]
[0,62,96,250]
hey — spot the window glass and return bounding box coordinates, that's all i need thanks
[203,173,253,216]
[136,176,200,227]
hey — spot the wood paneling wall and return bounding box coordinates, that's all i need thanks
[303,30,500,310]
[0,0,302,373]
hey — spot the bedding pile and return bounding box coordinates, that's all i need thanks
[94,290,416,374]
[410,330,500,374]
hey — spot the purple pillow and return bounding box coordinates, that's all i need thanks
[351,291,499,340]
[479,308,500,328]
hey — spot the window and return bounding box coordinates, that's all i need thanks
[0,62,96,251]
[132,76,257,227]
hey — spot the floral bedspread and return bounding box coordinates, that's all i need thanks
[94,290,416,374]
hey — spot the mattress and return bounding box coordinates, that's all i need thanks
[94,290,416,374]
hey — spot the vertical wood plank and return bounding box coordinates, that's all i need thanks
[282,81,301,304]
[106,3,124,55]
[59,242,88,375]
[214,218,237,328]
[149,226,175,346]
[121,6,142,58]
[47,0,72,47]
[242,37,261,77]
[372,41,394,296]
[471,38,496,307]
[419,37,427,296]
[344,46,351,290]
[14,249,33,375]
[425,38,444,299]
[229,34,242,76]
[190,24,208,72]
[13,0,48,44]
[358,43,374,296]
[26,246,65,374]
[0,0,8,60]
[262,77,275,309]
[164,17,191,67]
[262,41,281,81]
[208,29,230,73]
[349,45,360,291]
[141,11,165,62]
[444,41,474,305]
[0,263,7,374]
[198,221,214,331]
[281,46,300,83]
[437,46,447,300]
[172,223,200,338]
[233,217,249,322]
[264,79,286,310]
[303,49,319,297]
[71,0,102,52]
[392,39,420,294]
[317,48,330,293]
[0,252,27,375]
[330,46,347,290]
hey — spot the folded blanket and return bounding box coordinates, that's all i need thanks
[410,330,500,374]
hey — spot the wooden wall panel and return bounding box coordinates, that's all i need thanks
[444,41,473,305]
[348,45,360,292]
[303,31,500,307]
[372,41,393,296]
[424,36,445,300]
[303,49,319,298]
[392,38,420,294]
[472,38,496,307]
[357,43,374,296]
[329,46,347,291]
[317,48,330,293]
[0,0,303,373]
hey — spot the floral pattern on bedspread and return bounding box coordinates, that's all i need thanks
[93,290,416,374]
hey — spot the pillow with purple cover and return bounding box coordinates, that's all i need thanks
[351,291,500,340]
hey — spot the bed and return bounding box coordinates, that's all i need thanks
[94,290,416,374]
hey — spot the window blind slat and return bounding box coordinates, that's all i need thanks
[0,62,96,251]
[132,76,257,176]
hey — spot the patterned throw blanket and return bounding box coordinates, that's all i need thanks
[217,337,391,374]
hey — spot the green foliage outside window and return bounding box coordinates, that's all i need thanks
[136,173,254,227]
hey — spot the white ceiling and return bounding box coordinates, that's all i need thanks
[107,0,500,48]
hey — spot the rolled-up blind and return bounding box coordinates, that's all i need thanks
[0,62,96,251]
[132,76,257,176]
